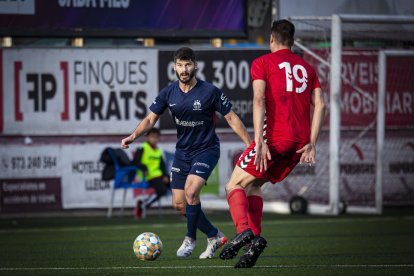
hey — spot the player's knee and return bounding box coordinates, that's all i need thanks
[225,181,239,194]
[246,184,262,197]
[172,201,185,215]
[184,189,199,205]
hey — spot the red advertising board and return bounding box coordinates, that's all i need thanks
[303,49,414,129]
[0,178,62,213]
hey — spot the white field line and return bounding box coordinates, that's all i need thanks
[1,264,414,270]
[0,216,413,234]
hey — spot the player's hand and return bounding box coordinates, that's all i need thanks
[254,141,271,173]
[296,143,316,165]
[120,135,135,149]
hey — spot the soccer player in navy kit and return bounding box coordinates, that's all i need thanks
[121,47,251,259]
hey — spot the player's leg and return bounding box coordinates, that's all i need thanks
[170,155,199,257]
[175,174,204,257]
[220,166,266,260]
[188,151,220,239]
[173,183,226,258]
[235,183,267,268]
[225,142,267,235]
[189,150,228,259]
[184,174,206,236]
[170,155,189,216]
[184,174,227,259]
[174,186,215,257]
[235,141,304,268]
[172,187,221,237]
[225,166,256,235]
[245,183,263,237]
[172,185,199,257]
[172,188,186,216]
[175,167,222,258]
[172,170,224,258]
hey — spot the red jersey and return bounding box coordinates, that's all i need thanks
[251,49,321,144]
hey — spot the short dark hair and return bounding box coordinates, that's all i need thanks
[174,47,196,62]
[271,19,295,47]
[146,127,160,136]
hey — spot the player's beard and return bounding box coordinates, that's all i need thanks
[176,69,196,84]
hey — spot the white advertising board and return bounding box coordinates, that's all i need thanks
[0,136,412,212]
[0,145,62,212]
[0,145,61,177]
[61,144,137,209]
[1,48,158,134]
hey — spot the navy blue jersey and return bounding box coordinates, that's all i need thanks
[150,80,232,156]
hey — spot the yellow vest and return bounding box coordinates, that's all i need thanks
[141,142,163,181]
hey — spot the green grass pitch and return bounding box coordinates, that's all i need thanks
[0,209,414,275]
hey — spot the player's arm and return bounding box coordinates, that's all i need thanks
[296,87,326,164]
[120,112,160,149]
[252,79,271,172]
[224,110,251,147]
[309,87,326,147]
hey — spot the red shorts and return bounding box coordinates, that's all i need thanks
[236,140,306,184]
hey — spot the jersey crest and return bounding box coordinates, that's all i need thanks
[193,100,202,110]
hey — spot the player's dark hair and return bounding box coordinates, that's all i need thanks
[174,47,196,62]
[271,19,295,47]
[146,127,160,136]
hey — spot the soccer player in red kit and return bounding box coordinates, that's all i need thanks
[219,19,326,268]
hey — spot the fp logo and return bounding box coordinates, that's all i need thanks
[14,61,69,121]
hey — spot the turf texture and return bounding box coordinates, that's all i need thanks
[0,209,413,275]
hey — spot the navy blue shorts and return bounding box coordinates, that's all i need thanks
[170,149,220,190]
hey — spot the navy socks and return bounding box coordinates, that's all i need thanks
[186,203,218,239]
[197,209,218,238]
[186,203,201,239]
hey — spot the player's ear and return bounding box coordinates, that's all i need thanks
[194,61,198,69]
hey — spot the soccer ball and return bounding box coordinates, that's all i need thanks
[133,232,163,261]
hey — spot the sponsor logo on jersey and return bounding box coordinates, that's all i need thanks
[195,170,205,174]
[171,167,180,172]
[221,93,229,106]
[175,116,204,127]
[169,103,177,107]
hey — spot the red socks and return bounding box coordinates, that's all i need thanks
[247,195,263,236]
[227,189,249,234]
[227,189,264,236]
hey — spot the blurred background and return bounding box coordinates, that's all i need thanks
[0,0,413,217]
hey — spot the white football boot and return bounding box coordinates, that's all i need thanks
[199,230,228,259]
[177,237,196,257]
